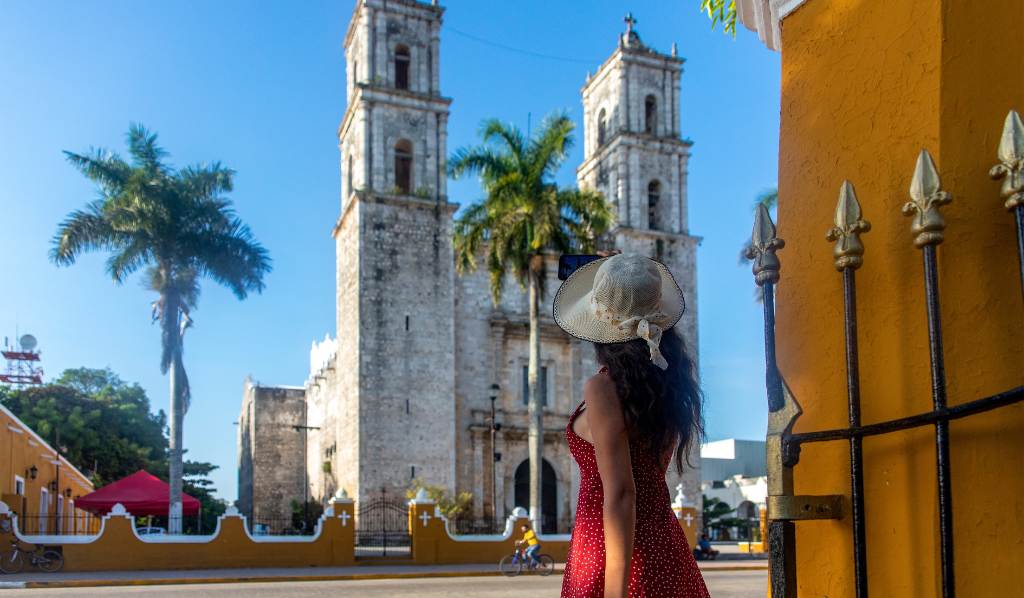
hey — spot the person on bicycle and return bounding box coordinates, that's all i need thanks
[518,523,541,568]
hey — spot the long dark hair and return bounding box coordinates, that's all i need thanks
[594,327,704,475]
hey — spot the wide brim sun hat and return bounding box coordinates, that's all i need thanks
[552,253,685,370]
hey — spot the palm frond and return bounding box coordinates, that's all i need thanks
[527,113,574,180]
[191,218,272,299]
[106,239,152,283]
[447,146,512,181]
[63,149,131,193]
[50,201,118,265]
[126,123,169,172]
[479,119,525,161]
[179,163,235,199]
[452,202,491,275]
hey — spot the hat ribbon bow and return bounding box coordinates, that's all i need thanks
[617,313,669,370]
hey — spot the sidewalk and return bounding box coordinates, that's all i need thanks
[0,560,767,589]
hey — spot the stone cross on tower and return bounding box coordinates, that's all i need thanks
[624,12,637,34]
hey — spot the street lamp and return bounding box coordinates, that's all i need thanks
[293,418,321,531]
[489,383,501,524]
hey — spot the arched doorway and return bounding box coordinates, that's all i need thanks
[514,459,557,533]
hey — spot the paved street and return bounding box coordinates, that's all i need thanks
[2,571,767,597]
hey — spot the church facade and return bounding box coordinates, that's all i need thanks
[237,0,701,534]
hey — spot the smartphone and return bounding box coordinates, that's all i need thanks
[558,254,602,281]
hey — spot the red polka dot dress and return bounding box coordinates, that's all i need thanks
[562,401,709,597]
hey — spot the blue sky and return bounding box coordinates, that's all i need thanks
[0,1,780,501]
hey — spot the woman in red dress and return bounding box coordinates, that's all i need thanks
[553,254,709,598]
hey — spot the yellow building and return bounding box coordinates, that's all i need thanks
[1,403,95,534]
[740,0,1024,596]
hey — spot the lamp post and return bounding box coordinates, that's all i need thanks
[489,383,501,524]
[293,419,321,531]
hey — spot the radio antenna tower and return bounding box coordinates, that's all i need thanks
[1,333,44,385]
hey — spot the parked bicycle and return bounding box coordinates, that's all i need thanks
[0,539,64,574]
[499,541,554,577]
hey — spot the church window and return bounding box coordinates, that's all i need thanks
[645,95,657,134]
[648,180,661,230]
[597,108,607,146]
[347,154,354,196]
[395,45,411,90]
[394,139,413,194]
[352,59,358,86]
[411,466,416,479]
[522,365,548,407]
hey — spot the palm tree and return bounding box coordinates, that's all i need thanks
[51,124,270,533]
[449,113,613,530]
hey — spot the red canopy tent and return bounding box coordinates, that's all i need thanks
[75,470,200,516]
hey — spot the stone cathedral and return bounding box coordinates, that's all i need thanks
[237,0,701,534]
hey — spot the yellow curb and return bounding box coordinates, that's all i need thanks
[20,564,765,589]
[22,570,559,589]
[697,564,770,572]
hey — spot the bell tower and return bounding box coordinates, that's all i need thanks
[334,0,457,504]
[576,14,702,517]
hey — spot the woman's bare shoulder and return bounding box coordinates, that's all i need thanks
[583,372,620,418]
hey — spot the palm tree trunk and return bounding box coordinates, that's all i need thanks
[527,259,543,532]
[165,293,184,535]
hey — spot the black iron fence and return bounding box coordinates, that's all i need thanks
[446,517,505,536]
[748,118,1024,598]
[16,513,101,536]
[246,517,318,536]
[355,493,410,557]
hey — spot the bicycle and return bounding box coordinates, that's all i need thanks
[0,539,64,574]
[499,541,554,577]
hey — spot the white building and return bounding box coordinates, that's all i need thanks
[700,438,766,481]
[700,438,766,539]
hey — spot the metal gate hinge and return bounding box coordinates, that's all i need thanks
[768,495,844,521]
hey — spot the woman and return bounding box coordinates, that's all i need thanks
[553,253,709,598]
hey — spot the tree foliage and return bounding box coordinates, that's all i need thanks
[700,0,738,36]
[702,494,757,539]
[406,479,473,519]
[180,460,228,531]
[1,368,225,530]
[0,368,166,486]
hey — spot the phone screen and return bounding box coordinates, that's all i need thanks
[558,254,602,281]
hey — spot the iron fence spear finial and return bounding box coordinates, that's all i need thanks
[990,110,1024,211]
[903,150,952,248]
[746,203,785,286]
[826,181,871,271]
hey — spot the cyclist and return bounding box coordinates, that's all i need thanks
[517,523,541,568]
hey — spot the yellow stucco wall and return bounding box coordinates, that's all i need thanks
[0,502,356,572]
[407,503,699,565]
[407,502,570,565]
[777,1,1024,596]
[0,406,94,531]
